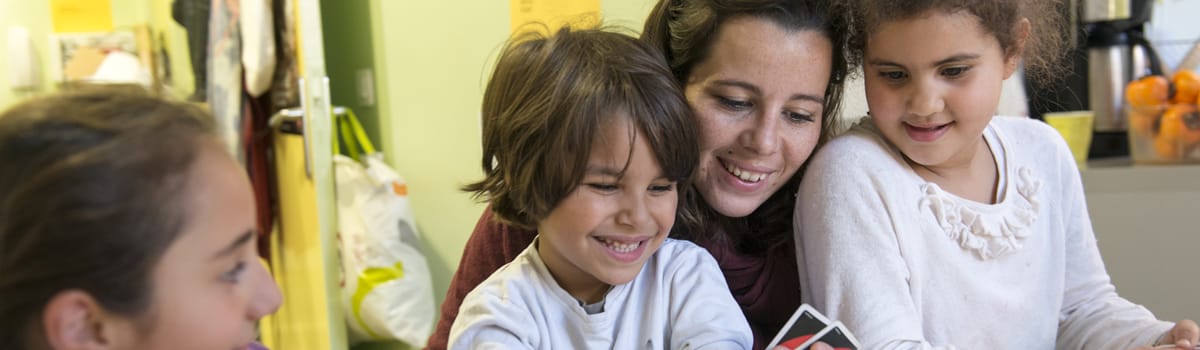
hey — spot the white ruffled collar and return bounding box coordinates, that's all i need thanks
[919,167,1041,260]
[915,124,1042,260]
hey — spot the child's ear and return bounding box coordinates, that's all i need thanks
[1004,18,1032,79]
[41,290,132,350]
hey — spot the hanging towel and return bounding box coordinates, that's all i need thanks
[207,0,244,165]
[241,0,276,96]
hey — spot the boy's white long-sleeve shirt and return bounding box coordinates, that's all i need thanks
[795,117,1172,349]
[448,238,752,349]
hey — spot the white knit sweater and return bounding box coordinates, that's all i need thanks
[795,116,1172,349]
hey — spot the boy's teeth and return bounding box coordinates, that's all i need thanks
[724,163,768,183]
[599,238,641,253]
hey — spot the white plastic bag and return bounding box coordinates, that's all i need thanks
[334,109,435,346]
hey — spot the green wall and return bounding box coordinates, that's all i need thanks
[603,0,659,31]
[371,1,509,309]
[322,0,382,147]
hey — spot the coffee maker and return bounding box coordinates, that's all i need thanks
[1083,0,1163,158]
[1026,0,1163,159]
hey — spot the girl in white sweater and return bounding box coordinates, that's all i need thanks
[794,1,1199,349]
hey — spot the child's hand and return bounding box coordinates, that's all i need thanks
[1137,320,1199,350]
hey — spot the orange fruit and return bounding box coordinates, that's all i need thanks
[1126,75,1171,107]
[1128,105,1163,138]
[1178,104,1200,152]
[1156,105,1188,159]
[1172,70,1200,104]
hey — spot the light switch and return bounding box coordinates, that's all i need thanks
[8,26,39,90]
[357,68,375,107]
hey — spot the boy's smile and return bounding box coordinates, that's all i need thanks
[594,235,653,263]
[536,113,677,304]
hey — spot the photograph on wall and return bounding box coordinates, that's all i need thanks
[50,29,154,87]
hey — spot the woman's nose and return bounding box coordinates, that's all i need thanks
[740,110,780,155]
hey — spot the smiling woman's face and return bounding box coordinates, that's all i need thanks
[684,16,832,218]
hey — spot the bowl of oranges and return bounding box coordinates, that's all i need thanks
[1125,70,1200,164]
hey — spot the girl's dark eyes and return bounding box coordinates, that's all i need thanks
[942,66,970,77]
[220,261,247,283]
[878,67,970,81]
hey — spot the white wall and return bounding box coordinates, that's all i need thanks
[1147,0,1200,71]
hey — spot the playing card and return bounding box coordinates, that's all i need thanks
[766,304,831,349]
[797,321,861,350]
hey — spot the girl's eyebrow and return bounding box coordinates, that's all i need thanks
[931,53,980,66]
[211,230,256,260]
[868,54,981,68]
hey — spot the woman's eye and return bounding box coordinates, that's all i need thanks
[717,96,752,110]
[784,110,815,123]
[942,66,970,77]
[221,261,246,283]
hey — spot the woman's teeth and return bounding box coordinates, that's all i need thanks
[724,162,768,183]
[599,238,641,253]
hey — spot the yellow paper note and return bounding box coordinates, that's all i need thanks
[510,0,601,34]
[51,0,114,33]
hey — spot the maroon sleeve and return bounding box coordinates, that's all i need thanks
[698,238,802,349]
[424,207,537,350]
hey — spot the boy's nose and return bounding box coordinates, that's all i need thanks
[616,195,651,229]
